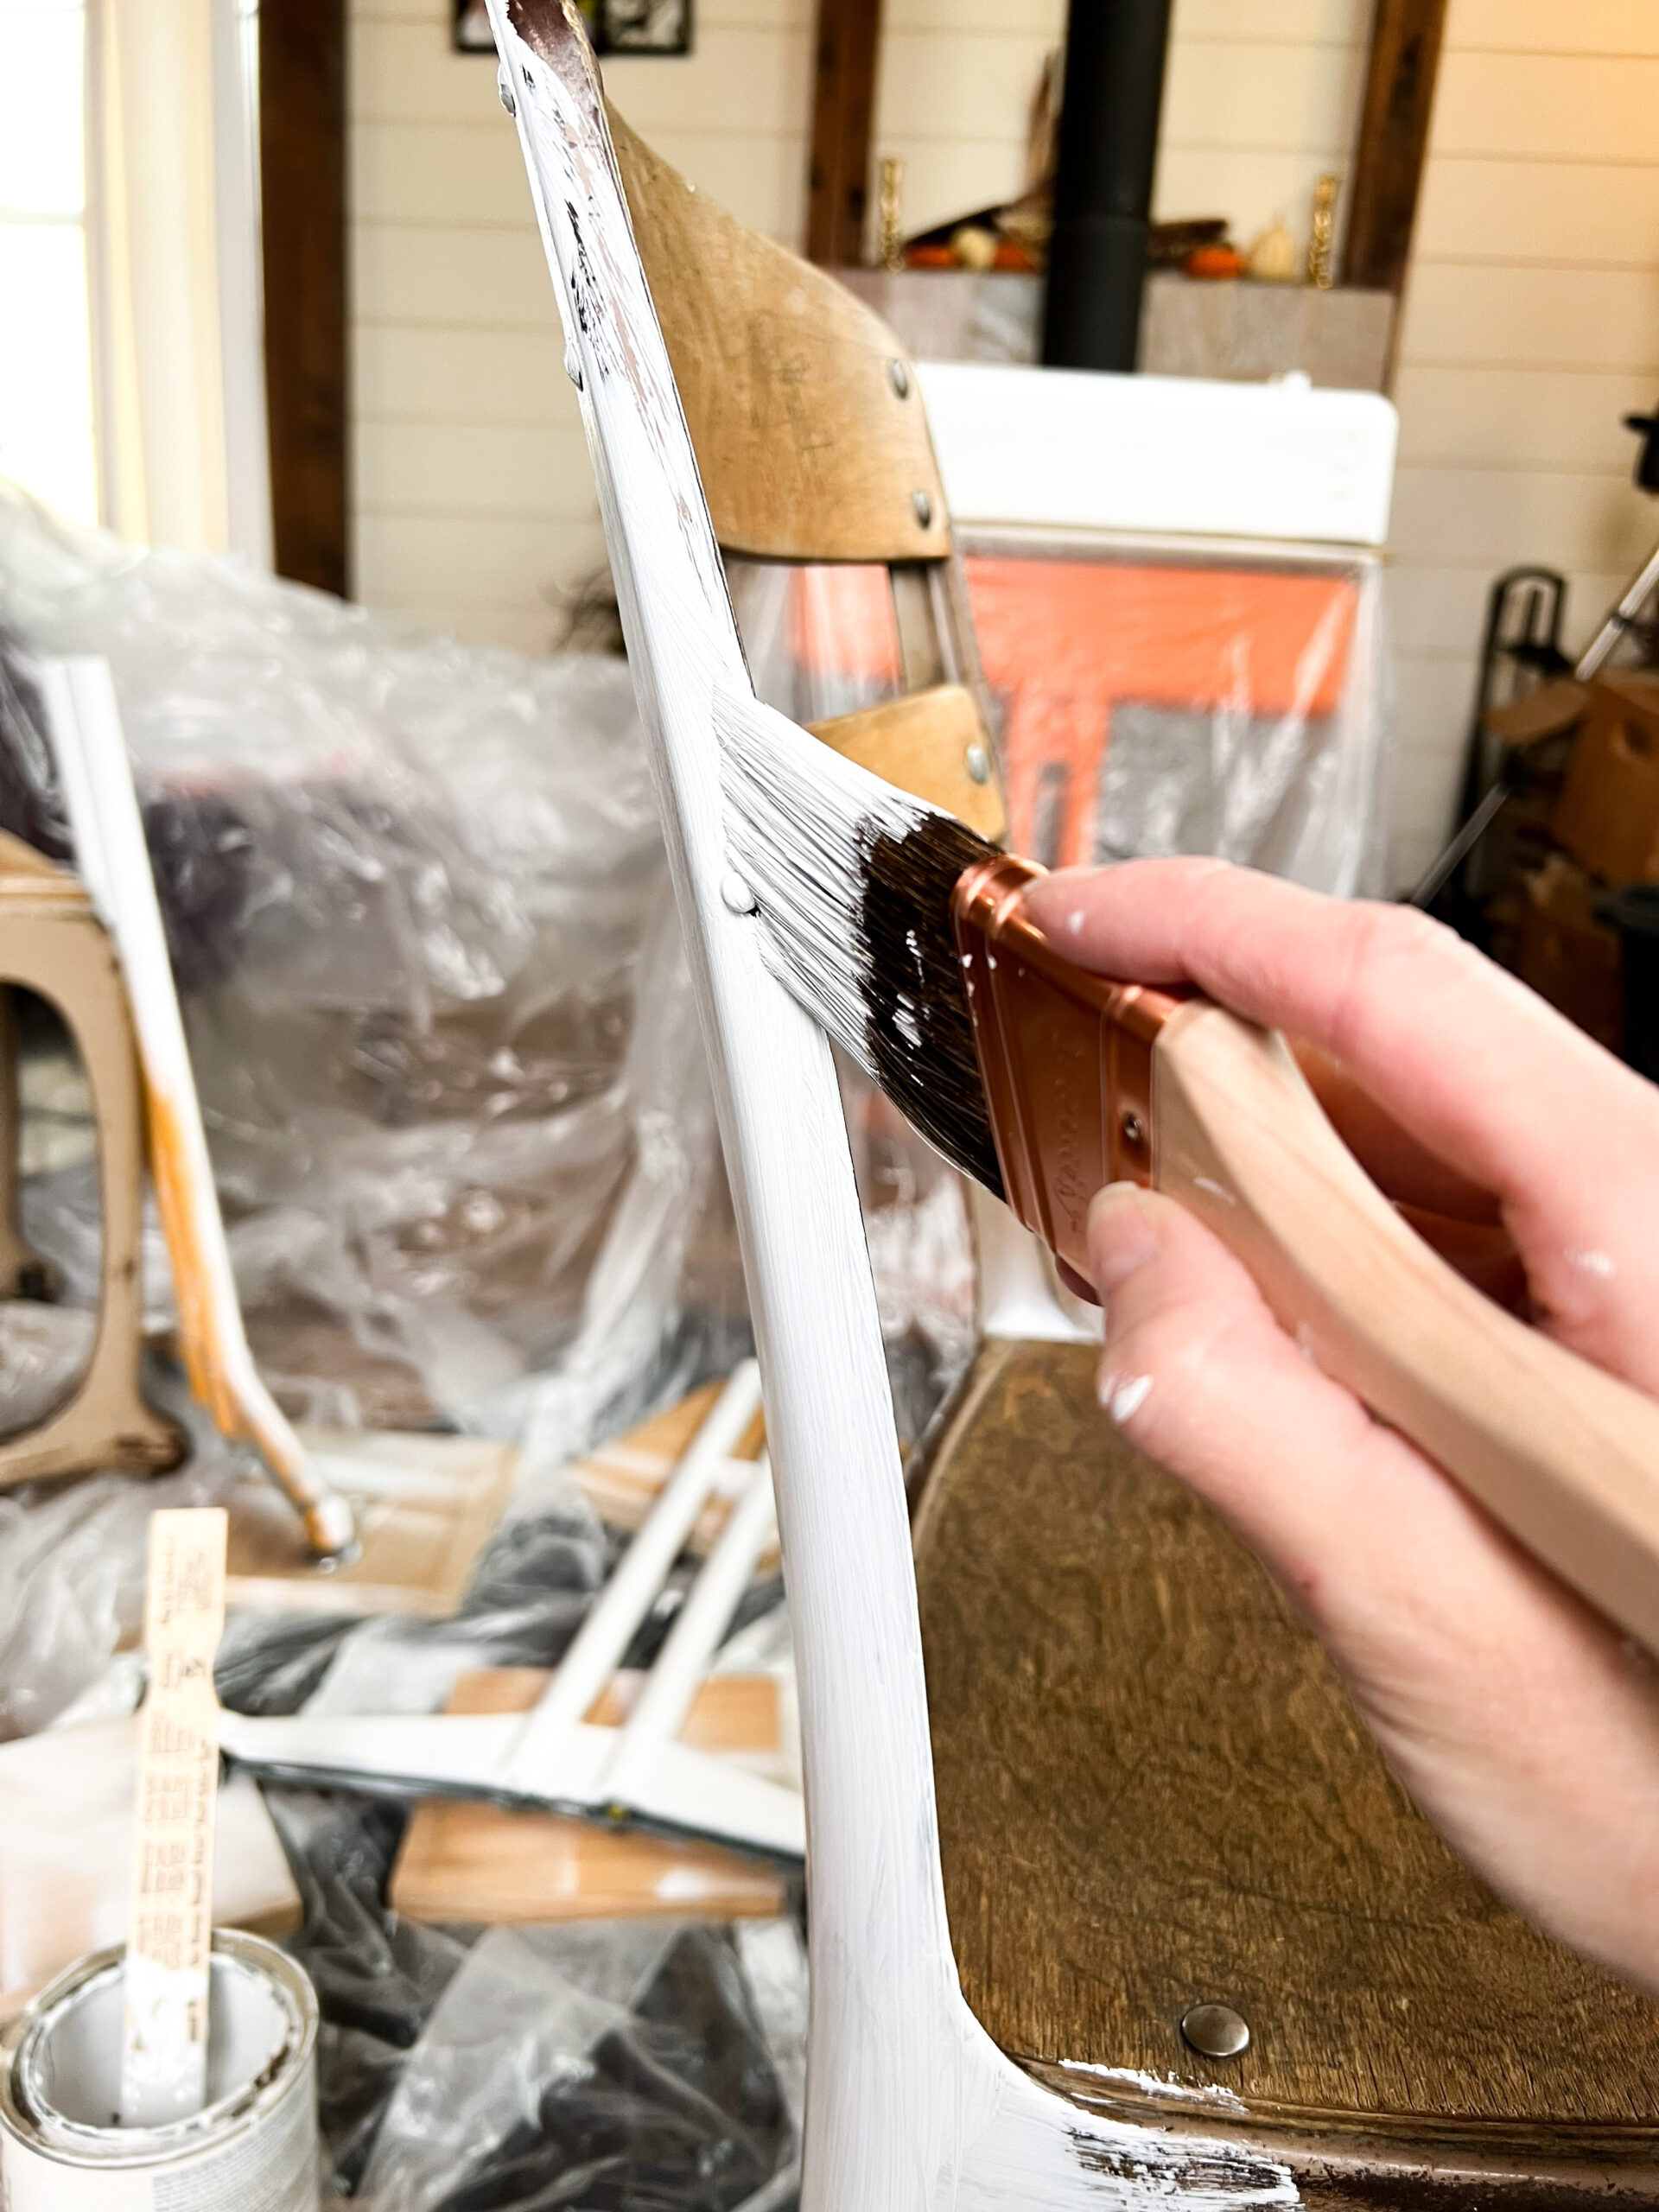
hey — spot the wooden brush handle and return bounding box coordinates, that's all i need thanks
[1153,1001,1659,1653]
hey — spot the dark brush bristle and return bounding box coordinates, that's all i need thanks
[713,683,1009,1198]
[858,813,1006,1199]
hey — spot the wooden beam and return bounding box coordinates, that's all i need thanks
[1342,0,1448,295]
[259,0,348,595]
[806,0,882,268]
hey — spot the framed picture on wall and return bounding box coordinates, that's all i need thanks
[454,0,691,54]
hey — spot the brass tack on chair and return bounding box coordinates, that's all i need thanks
[1180,2003,1251,2060]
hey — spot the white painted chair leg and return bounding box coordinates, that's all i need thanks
[604,1451,775,1806]
[35,655,354,1560]
[219,1358,803,1858]
[502,1358,761,1788]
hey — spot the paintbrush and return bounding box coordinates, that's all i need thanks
[715,683,1659,1656]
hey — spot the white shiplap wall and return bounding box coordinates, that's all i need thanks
[348,0,813,651]
[353,0,1659,893]
[1386,0,1659,892]
[868,0,1063,251]
[353,0,1375,648]
[1151,0,1370,252]
[870,0,1370,273]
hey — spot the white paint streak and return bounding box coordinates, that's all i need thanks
[1056,2062,1249,2114]
[953,2041,1300,2212]
[1567,1247,1617,1279]
[1067,908,1085,937]
[120,1954,209,2126]
[1192,1175,1236,1208]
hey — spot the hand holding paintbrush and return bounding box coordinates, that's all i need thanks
[718,688,1659,1990]
[1025,855,1659,2000]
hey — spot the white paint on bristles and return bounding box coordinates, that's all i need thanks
[485,10,1303,2202]
[716,683,934,1099]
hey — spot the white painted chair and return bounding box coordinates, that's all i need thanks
[486,10,1255,2204]
[485,9,1659,2207]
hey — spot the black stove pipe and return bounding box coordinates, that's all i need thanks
[1041,0,1175,373]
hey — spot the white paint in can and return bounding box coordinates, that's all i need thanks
[0,1932,318,2211]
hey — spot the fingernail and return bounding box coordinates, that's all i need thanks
[1088,1181,1159,1294]
[1096,1369,1152,1425]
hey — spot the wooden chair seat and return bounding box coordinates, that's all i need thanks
[912,1338,1659,2177]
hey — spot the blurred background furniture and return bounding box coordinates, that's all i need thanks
[1415,406,1659,1074]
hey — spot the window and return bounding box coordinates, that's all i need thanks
[0,0,98,524]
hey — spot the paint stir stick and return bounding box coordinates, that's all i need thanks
[121,1507,228,2127]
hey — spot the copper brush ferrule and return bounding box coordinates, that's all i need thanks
[950,853,1190,1289]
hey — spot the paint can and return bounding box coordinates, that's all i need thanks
[0,1930,318,2211]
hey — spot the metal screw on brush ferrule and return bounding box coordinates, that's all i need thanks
[889,360,911,399]
[912,491,933,528]
[497,64,516,115]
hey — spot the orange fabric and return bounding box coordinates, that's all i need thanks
[965,557,1357,711]
[964,556,1360,867]
[787,564,899,686]
[777,553,1362,870]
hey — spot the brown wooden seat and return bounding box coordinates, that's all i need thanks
[611,108,1659,2195]
[913,1338,1659,2185]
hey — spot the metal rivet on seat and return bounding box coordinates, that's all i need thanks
[912,491,933,528]
[965,742,990,785]
[1180,2003,1250,2060]
[889,359,910,398]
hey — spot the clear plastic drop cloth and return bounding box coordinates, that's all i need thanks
[352,1916,804,2212]
[960,540,1394,895]
[0,1367,239,1739]
[0,1299,95,1437]
[0,482,737,1464]
[731,545,1395,898]
[0,485,983,1492]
